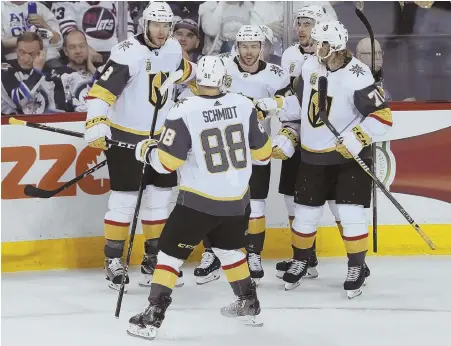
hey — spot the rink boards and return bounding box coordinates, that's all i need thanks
[1,103,451,272]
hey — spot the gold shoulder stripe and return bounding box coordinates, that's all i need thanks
[158,149,185,172]
[251,138,272,161]
[187,80,199,96]
[88,84,117,105]
[369,108,393,126]
[176,59,193,83]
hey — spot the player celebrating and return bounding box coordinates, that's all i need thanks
[127,56,270,340]
[286,20,392,296]
[84,1,194,291]
[193,25,297,285]
[258,5,339,280]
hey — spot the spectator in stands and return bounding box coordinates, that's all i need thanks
[50,30,99,112]
[173,19,202,63]
[199,1,252,55]
[356,37,393,101]
[170,1,202,22]
[250,1,284,60]
[1,1,62,69]
[1,32,60,115]
[50,1,135,64]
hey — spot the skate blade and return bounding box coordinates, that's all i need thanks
[346,288,363,299]
[306,267,318,279]
[196,271,220,285]
[108,282,128,293]
[276,270,285,279]
[126,324,158,340]
[238,315,264,327]
[284,280,301,291]
[251,278,261,286]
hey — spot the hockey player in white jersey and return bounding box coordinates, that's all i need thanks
[257,5,344,280]
[127,56,270,340]
[84,1,195,291]
[286,20,392,295]
[193,25,296,285]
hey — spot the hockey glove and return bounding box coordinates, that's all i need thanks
[271,126,300,160]
[84,116,111,150]
[336,125,371,159]
[255,96,285,112]
[135,139,158,164]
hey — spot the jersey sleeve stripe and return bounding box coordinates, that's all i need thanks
[176,59,193,83]
[368,108,393,126]
[250,138,272,161]
[87,84,117,105]
[157,149,185,172]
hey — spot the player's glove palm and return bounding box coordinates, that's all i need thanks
[271,126,299,160]
[336,125,371,159]
[135,139,158,164]
[84,116,111,150]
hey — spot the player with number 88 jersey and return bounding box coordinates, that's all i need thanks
[128,56,270,340]
[84,1,195,292]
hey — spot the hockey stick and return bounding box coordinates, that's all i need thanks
[8,117,136,150]
[317,76,436,250]
[115,96,162,318]
[24,160,107,198]
[355,6,378,253]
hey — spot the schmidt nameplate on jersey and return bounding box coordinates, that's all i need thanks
[203,106,238,123]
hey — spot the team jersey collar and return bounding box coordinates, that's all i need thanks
[326,56,353,72]
[198,93,227,99]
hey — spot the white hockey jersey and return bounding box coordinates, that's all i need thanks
[299,56,393,165]
[51,1,134,53]
[87,35,194,140]
[51,66,95,112]
[221,55,291,134]
[149,93,272,216]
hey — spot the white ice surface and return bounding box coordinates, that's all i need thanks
[2,256,451,346]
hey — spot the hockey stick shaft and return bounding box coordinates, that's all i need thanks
[355,7,378,252]
[8,117,136,150]
[317,77,435,250]
[115,97,162,318]
[24,160,107,198]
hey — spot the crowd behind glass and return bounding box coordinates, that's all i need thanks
[1,1,450,116]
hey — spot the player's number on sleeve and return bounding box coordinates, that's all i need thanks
[368,88,385,107]
[52,7,66,20]
[200,124,247,174]
[100,66,114,81]
[161,128,176,146]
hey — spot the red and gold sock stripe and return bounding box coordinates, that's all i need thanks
[343,233,369,254]
[104,220,129,241]
[291,228,317,250]
[142,219,166,241]
[152,264,179,289]
[222,258,250,283]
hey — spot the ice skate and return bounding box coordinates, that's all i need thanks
[194,250,221,285]
[139,254,184,288]
[127,295,172,340]
[105,257,129,292]
[220,282,263,327]
[247,252,264,285]
[344,265,365,299]
[283,259,308,291]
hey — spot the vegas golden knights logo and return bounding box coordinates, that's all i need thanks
[149,72,169,107]
[224,74,232,88]
[307,89,332,128]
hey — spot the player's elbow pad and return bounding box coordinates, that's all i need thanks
[86,98,110,121]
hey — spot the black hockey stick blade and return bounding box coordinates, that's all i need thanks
[24,184,55,198]
[23,160,107,199]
